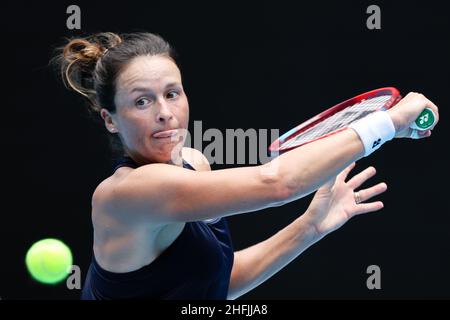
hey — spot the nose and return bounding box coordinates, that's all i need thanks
[155,99,174,123]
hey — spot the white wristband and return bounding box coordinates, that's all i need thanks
[348,111,396,157]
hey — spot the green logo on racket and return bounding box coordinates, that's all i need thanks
[415,109,435,130]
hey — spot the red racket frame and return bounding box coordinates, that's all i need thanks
[269,87,402,154]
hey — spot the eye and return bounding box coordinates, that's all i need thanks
[166,90,180,99]
[135,97,152,107]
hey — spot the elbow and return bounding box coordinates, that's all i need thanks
[277,168,307,205]
[271,182,290,207]
[260,163,302,207]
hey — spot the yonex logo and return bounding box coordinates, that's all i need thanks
[419,114,429,125]
[372,138,381,149]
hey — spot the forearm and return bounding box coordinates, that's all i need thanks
[227,213,321,300]
[274,129,364,201]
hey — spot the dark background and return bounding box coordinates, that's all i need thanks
[1,0,449,299]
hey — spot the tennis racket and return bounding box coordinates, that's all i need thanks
[269,87,435,154]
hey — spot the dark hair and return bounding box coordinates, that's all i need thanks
[53,32,178,155]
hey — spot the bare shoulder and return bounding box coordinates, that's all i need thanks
[93,147,210,203]
[91,149,224,224]
[91,149,210,222]
[90,168,185,272]
[91,167,133,216]
[182,147,211,172]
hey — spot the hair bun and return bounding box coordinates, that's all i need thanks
[56,33,122,109]
[64,39,104,62]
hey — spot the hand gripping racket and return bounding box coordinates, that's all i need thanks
[269,87,435,154]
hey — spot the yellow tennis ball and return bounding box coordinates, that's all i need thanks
[25,238,73,285]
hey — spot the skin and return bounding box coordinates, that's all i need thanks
[94,55,207,274]
[101,55,189,166]
[93,54,439,298]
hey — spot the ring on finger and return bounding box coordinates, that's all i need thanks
[354,191,362,204]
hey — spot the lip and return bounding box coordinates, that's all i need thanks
[152,129,179,138]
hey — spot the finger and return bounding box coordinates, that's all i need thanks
[423,130,432,137]
[407,128,431,139]
[347,166,376,189]
[338,162,356,182]
[353,201,384,216]
[358,182,387,202]
[417,129,432,138]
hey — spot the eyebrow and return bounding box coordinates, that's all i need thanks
[129,82,181,94]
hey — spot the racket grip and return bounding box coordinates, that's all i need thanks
[409,108,435,130]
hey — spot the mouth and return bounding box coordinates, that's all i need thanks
[152,129,179,139]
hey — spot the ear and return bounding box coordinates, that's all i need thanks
[100,108,118,133]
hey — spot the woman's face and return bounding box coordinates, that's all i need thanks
[108,55,189,165]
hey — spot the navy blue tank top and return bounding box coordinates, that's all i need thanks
[81,156,234,300]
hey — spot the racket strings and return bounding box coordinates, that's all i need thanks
[282,95,392,149]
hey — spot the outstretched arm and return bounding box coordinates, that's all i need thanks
[102,93,437,225]
[227,163,386,300]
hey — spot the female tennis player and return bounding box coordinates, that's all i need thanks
[54,32,438,299]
